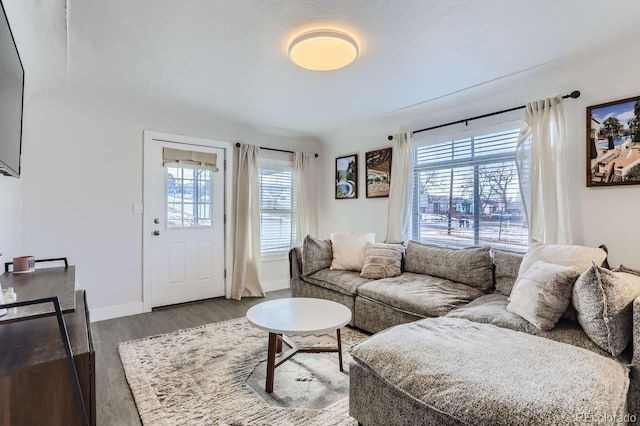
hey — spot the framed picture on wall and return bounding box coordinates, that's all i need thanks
[587,95,640,187]
[365,147,392,198]
[335,154,358,199]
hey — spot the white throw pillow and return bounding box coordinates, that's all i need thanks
[330,232,375,272]
[507,261,580,330]
[515,240,607,288]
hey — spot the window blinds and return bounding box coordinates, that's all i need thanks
[413,129,528,250]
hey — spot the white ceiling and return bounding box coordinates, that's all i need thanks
[5,0,640,136]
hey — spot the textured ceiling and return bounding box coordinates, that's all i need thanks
[5,0,640,136]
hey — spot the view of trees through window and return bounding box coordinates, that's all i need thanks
[258,166,295,255]
[412,129,528,251]
[166,167,212,227]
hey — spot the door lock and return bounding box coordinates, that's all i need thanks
[153,218,160,224]
[153,230,160,236]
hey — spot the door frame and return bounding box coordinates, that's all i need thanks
[142,130,233,312]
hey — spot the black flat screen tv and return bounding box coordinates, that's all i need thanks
[0,1,24,178]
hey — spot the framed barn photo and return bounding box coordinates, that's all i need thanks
[365,147,392,198]
[587,95,640,187]
[335,154,358,199]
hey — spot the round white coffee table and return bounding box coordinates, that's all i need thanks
[246,297,352,393]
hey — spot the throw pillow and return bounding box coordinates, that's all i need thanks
[301,235,333,276]
[506,261,580,331]
[360,242,404,280]
[573,265,640,356]
[515,240,607,288]
[330,232,375,272]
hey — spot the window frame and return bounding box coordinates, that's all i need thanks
[165,166,214,229]
[411,125,528,251]
[258,158,296,260]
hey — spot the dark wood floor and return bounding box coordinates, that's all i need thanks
[91,289,291,426]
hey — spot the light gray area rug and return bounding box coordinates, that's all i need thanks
[118,316,368,425]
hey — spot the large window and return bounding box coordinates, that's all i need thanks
[412,129,528,251]
[258,162,296,256]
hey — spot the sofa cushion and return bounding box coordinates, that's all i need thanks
[330,232,375,272]
[506,261,579,331]
[404,241,493,292]
[350,317,629,426]
[617,264,640,277]
[515,240,607,288]
[573,264,640,356]
[301,235,333,276]
[360,242,404,280]
[357,272,484,318]
[492,248,523,296]
[303,268,371,296]
[447,294,614,358]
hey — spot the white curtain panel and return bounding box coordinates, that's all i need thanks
[516,96,573,245]
[231,144,265,300]
[385,131,414,243]
[294,152,318,245]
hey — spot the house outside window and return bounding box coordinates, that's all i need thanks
[412,128,528,251]
[258,160,296,257]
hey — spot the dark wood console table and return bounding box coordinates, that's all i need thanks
[0,266,95,426]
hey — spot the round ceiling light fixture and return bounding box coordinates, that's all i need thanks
[288,29,359,71]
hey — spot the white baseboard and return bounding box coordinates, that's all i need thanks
[90,301,144,322]
[262,279,290,293]
[90,282,288,322]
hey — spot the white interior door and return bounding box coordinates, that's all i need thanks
[144,136,226,308]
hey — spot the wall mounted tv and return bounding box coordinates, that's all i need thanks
[0,1,24,178]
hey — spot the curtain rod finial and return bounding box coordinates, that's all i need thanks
[569,90,581,99]
[235,142,241,147]
[388,135,393,141]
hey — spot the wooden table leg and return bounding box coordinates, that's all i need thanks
[266,332,277,393]
[276,333,283,353]
[337,328,343,372]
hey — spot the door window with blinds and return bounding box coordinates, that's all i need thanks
[258,161,296,256]
[412,129,528,251]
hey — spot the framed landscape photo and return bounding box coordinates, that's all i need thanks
[335,154,358,199]
[365,147,392,198]
[587,95,640,187]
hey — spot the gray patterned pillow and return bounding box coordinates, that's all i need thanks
[302,235,332,276]
[573,265,640,356]
[506,261,579,330]
[360,242,404,280]
[404,241,493,291]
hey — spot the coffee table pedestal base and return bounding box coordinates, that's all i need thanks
[265,329,343,393]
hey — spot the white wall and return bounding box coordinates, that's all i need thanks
[319,41,640,269]
[19,89,320,320]
[0,175,22,262]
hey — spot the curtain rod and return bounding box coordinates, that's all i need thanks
[235,143,318,158]
[387,90,581,141]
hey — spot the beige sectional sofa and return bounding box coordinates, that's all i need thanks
[289,237,640,425]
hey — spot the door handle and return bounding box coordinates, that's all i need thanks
[153,230,160,236]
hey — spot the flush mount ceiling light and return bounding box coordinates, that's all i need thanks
[288,29,359,71]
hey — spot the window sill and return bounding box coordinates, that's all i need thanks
[261,252,290,262]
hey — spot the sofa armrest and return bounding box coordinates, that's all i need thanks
[628,296,640,418]
[289,247,303,279]
[633,296,640,368]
